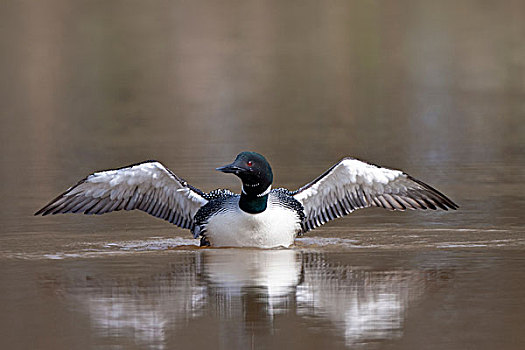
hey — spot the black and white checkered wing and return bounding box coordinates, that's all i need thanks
[35,161,209,230]
[293,158,458,233]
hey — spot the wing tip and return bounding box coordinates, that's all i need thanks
[406,174,459,211]
[34,198,63,216]
[448,202,459,210]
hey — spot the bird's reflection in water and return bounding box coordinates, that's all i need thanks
[57,250,448,349]
[297,253,426,346]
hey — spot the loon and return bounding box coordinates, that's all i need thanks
[35,152,458,248]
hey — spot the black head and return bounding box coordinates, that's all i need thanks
[216,152,273,196]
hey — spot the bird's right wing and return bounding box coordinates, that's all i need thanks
[35,161,209,230]
[293,158,458,232]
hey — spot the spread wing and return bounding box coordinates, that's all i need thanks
[35,161,209,230]
[293,158,458,232]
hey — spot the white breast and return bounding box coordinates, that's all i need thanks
[204,197,301,248]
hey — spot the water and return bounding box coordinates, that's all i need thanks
[1,0,525,349]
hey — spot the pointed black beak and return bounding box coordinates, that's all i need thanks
[216,163,244,174]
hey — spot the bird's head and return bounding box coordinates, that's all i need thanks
[216,152,273,197]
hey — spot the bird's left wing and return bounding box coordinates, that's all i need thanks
[293,158,458,233]
[35,161,209,230]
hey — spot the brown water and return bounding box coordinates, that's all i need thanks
[1,1,525,349]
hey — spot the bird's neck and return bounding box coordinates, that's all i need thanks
[239,193,268,214]
[239,184,271,214]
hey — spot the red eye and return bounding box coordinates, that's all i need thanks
[247,161,253,167]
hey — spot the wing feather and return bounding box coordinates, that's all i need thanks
[35,161,208,230]
[293,158,458,232]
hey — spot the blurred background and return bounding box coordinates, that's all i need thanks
[2,0,524,178]
[1,1,524,349]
